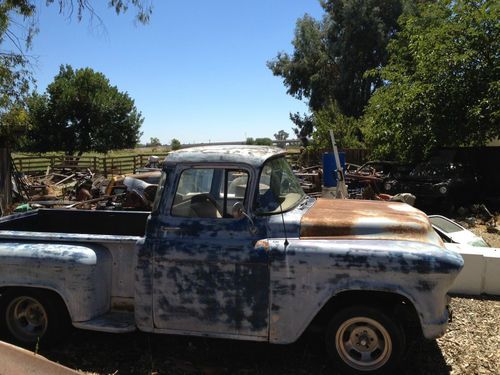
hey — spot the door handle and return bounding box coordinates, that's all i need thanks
[160,226,182,232]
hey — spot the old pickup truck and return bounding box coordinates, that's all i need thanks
[0,146,463,374]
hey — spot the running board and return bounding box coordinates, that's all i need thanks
[73,311,136,333]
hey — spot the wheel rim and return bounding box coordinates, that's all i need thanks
[335,316,392,371]
[6,296,48,343]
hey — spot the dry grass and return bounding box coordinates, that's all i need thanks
[34,296,499,375]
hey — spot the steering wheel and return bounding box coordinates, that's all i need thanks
[191,193,222,214]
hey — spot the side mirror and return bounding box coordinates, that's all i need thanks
[232,202,257,234]
[232,201,245,218]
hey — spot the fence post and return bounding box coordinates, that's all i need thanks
[93,157,97,172]
[103,157,107,177]
[0,148,12,215]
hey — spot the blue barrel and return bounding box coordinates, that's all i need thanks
[323,152,346,187]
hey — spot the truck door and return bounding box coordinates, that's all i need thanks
[152,166,269,338]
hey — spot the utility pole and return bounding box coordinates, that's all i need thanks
[0,147,12,215]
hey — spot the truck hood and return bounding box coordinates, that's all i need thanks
[300,198,443,246]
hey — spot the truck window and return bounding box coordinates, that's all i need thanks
[255,157,305,214]
[151,171,168,213]
[172,168,249,219]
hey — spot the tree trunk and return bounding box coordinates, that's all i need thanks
[0,147,12,216]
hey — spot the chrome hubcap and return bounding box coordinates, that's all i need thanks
[335,317,392,371]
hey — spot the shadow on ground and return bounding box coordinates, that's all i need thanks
[38,329,451,375]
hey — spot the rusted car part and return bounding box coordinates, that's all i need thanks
[101,175,158,210]
[0,340,78,375]
[347,161,412,199]
[0,146,463,375]
[293,165,322,196]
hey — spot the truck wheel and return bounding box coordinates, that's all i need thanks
[325,306,405,375]
[0,290,68,347]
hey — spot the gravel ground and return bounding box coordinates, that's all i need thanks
[36,296,499,375]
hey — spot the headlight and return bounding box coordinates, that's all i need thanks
[439,186,448,194]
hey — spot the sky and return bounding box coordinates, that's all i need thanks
[29,1,325,145]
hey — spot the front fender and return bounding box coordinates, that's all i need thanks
[267,238,463,343]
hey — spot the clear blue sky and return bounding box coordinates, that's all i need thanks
[30,1,324,145]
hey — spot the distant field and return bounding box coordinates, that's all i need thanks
[12,146,170,158]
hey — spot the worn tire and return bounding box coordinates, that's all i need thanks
[0,289,69,348]
[325,306,405,375]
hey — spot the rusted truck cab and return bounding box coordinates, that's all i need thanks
[0,146,463,375]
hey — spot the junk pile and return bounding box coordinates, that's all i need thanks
[293,165,323,197]
[11,166,161,213]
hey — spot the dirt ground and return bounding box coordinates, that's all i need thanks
[34,295,499,375]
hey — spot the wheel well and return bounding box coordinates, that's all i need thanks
[310,290,422,339]
[0,286,70,320]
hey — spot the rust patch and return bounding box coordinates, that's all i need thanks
[300,199,442,246]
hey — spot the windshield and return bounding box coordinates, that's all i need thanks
[255,157,305,214]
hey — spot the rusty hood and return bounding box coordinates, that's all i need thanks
[300,199,443,246]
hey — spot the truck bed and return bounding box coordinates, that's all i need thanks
[0,209,150,317]
[0,209,150,236]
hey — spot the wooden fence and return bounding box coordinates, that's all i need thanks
[12,148,370,176]
[12,153,169,176]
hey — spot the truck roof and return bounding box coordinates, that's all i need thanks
[165,145,286,167]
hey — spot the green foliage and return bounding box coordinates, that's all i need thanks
[364,0,500,161]
[26,65,143,155]
[170,138,181,150]
[0,1,152,146]
[268,0,405,139]
[0,104,30,147]
[274,129,289,148]
[245,137,273,146]
[148,137,161,147]
[255,138,273,146]
[274,130,289,141]
[43,1,153,24]
[311,102,364,150]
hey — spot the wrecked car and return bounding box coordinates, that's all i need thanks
[0,146,463,374]
[384,162,480,212]
[429,215,490,248]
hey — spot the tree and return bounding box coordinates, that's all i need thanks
[274,130,289,141]
[274,129,289,148]
[311,102,364,150]
[170,138,181,150]
[148,137,161,147]
[26,65,143,155]
[254,138,273,146]
[363,0,499,161]
[0,1,152,146]
[245,137,273,146]
[268,0,405,139]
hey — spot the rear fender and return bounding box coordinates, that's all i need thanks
[0,242,112,322]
